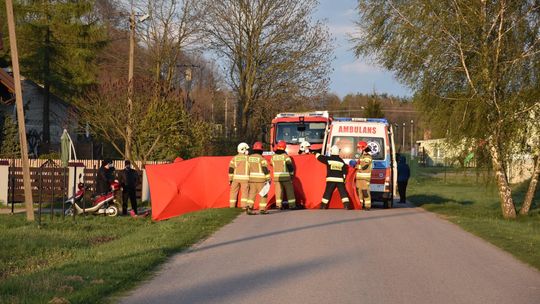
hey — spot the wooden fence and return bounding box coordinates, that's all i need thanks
[2,159,168,204]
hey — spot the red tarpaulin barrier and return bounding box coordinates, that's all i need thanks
[147,155,361,221]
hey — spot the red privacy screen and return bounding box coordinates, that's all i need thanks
[146,155,361,221]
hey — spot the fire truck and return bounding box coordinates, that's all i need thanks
[269,111,331,155]
[324,118,398,208]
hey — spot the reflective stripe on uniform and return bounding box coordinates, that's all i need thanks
[326,177,344,182]
[274,172,291,177]
[328,160,344,171]
[233,174,250,181]
[356,173,371,179]
[288,199,296,203]
[229,199,236,203]
[321,198,329,203]
[341,197,349,203]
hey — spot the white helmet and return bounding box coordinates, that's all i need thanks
[299,141,311,152]
[237,142,249,154]
[330,145,340,156]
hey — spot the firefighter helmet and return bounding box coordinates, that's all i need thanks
[276,140,287,150]
[237,142,249,154]
[357,141,368,151]
[253,141,263,151]
[330,145,340,155]
[299,141,311,152]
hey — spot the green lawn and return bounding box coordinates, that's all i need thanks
[407,158,540,270]
[0,208,242,304]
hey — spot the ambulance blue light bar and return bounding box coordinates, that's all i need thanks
[333,117,388,123]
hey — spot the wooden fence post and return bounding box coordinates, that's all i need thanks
[0,160,9,205]
[68,162,85,198]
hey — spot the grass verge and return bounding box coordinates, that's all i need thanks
[408,158,540,271]
[0,208,242,304]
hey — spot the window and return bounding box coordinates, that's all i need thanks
[331,136,385,160]
[275,122,326,144]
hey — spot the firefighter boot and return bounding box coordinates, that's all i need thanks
[320,202,329,209]
[246,206,256,215]
[343,202,352,210]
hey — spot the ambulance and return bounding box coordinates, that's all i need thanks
[324,118,397,208]
[269,111,331,155]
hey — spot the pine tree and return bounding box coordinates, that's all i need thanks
[1,0,106,151]
[363,99,384,118]
[0,114,20,158]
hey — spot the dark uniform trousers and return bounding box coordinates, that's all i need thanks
[322,182,349,205]
[122,187,137,215]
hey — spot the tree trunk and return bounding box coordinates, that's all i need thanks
[520,155,540,215]
[488,139,517,219]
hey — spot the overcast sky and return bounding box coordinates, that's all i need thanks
[315,0,411,98]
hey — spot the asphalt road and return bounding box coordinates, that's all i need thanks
[120,203,540,304]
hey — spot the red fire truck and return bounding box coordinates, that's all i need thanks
[269,111,331,155]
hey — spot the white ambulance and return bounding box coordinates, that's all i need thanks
[324,118,397,208]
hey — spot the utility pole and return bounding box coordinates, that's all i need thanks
[185,67,192,111]
[402,122,405,150]
[224,95,228,138]
[394,123,399,152]
[233,102,237,137]
[176,64,199,112]
[126,4,149,161]
[5,0,34,221]
[126,3,135,161]
[410,119,414,159]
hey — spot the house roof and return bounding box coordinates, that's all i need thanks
[0,68,15,93]
[0,69,72,108]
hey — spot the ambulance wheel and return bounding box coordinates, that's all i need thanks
[106,205,119,217]
[384,196,393,209]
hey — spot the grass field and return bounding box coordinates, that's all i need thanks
[0,208,242,304]
[407,158,540,270]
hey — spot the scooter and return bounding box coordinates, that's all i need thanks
[65,174,121,217]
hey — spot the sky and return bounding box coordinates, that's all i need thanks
[315,0,411,98]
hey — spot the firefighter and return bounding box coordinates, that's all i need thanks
[246,142,271,215]
[271,140,297,210]
[299,141,311,155]
[229,142,250,209]
[316,145,352,209]
[356,141,373,210]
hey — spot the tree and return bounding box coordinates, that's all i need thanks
[0,113,19,158]
[0,0,106,152]
[75,78,214,166]
[363,99,384,118]
[139,0,204,92]
[201,0,332,140]
[354,0,540,219]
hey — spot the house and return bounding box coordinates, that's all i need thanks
[0,68,79,157]
[417,138,535,184]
